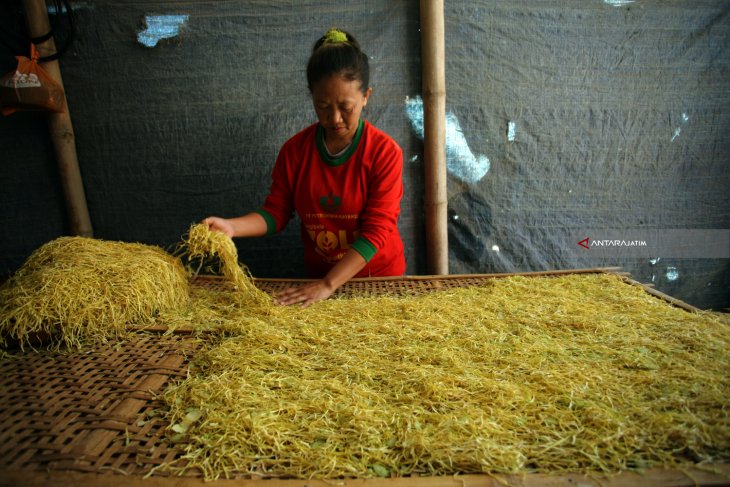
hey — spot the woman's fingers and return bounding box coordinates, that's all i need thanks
[275,281,333,307]
[276,288,310,307]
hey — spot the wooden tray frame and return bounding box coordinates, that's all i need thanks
[0,269,726,486]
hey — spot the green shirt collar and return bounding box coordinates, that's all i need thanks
[316,119,364,166]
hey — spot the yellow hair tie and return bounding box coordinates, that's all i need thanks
[323,28,348,44]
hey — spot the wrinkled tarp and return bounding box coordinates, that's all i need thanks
[0,0,728,309]
[442,1,730,309]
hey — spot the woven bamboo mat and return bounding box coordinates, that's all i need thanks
[0,333,201,476]
[201,267,699,313]
[0,268,715,483]
[201,266,631,297]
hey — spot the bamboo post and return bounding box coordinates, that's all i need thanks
[420,0,448,275]
[22,0,93,237]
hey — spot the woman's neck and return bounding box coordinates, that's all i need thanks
[324,136,352,157]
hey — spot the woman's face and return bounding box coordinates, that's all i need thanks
[311,74,371,147]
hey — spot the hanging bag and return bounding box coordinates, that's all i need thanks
[0,44,66,116]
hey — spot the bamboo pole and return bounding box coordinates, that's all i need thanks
[22,0,93,237]
[420,0,448,275]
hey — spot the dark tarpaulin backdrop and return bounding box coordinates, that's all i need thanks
[442,1,730,309]
[0,0,728,309]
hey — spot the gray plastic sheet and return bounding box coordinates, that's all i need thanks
[1,0,728,309]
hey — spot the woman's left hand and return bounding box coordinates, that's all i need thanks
[276,250,367,308]
[275,280,336,308]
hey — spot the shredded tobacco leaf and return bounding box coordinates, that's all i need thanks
[0,236,189,350]
[3,226,728,480]
[179,223,272,307]
[0,224,266,350]
[158,273,730,480]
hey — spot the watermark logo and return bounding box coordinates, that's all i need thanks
[577,237,647,250]
[570,230,729,258]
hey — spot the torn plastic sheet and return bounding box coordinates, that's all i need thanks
[671,112,689,142]
[137,14,189,47]
[405,95,490,184]
[507,121,516,141]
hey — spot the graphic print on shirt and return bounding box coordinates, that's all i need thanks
[319,192,341,212]
[304,191,360,264]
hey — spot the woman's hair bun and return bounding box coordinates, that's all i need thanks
[323,28,349,45]
[313,28,361,52]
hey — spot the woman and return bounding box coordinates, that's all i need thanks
[204,28,406,307]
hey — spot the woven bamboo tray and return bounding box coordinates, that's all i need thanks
[1,269,727,487]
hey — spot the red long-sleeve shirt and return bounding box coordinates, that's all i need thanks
[256,119,406,278]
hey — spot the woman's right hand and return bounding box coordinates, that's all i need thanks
[202,216,235,237]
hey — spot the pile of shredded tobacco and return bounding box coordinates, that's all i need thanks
[0,236,189,350]
[2,226,728,480]
[0,224,266,350]
[159,273,730,480]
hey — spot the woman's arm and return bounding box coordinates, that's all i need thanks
[275,249,366,307]
[203,213,268,238]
